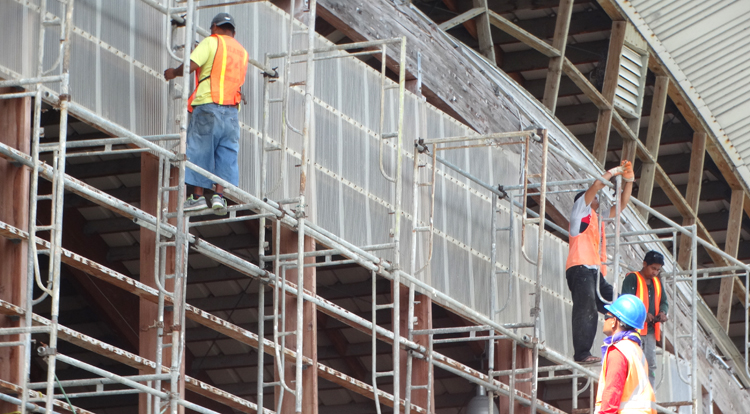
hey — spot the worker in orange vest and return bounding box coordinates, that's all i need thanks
[566,160,634,363]
[164,13,248,215]
[621,250,668,387]
[597,294,656,414]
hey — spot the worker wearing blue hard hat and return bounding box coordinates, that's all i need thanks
[595,294,656,414]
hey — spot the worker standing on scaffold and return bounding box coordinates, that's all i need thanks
[566,160,634,363]
[596,294,656,414]
[621,250,668,387]
[164,13,248,215]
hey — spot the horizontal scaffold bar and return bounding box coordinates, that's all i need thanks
[0,223,423,414]
[0,140,583,413]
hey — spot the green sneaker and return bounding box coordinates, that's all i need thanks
[211,194,227,215]
[183,195,207,211]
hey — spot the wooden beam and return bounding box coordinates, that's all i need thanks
[594,0,625,21]
[685,133,707,212]
[677,132,707,269]
[275,226,317,414]
[496,340,533,414]
[0,91,30,414]
[542,0,575,113]
[562,58,610,110]
[637,75,671,218]
[438,7,484,31]
[487,10,561,58]
[139,154,181,413]
[473,1,496,63]
[592,21,627,164]
[716,190,744,332]
[397,292,433,411]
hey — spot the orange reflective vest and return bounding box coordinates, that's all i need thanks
[634,272,662,340]
[566,209,608,276]
[595,338,656,414]
[188,34,248,112]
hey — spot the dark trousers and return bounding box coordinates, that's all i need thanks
[566,265,614,361]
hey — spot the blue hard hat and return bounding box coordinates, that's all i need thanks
[604,294,647,330]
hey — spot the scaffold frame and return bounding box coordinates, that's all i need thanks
[1,1,750,414]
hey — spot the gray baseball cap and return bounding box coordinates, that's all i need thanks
[211,13,235,29]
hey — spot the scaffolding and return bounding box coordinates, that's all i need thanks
[0,0,749,414]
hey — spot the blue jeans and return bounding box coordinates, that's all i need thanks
[642,331,657,387]
[185,103,240,190]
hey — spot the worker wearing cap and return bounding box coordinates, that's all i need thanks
[621,250,669,387]
[597,294,656,414]
[566,160,634,363]
[164,13,248,214]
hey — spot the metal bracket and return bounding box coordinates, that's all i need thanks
[263,67,280,79]
[38,346,57,357]
[496,185,508,199]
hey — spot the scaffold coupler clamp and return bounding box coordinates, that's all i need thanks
[263,67,280,79]
[53,93,71,110]
[38,346,56,357]
[416,138,428,153]
[496,185,508,199]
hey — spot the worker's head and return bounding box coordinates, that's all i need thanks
[574,190,599,211]
[603,294,647,336]
[640,250,664,279]
[210,13,236,36]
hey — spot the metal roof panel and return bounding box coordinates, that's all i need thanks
[621,0,750,186]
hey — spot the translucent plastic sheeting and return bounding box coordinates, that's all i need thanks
[0,0,580,352]
[0,2,689,397]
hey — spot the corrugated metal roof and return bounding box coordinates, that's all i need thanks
[617,0,750,183]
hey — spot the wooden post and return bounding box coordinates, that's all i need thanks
[541,0,575,113]
[496,340,532,414]
[139,155,184,413]
[396,289,434,412]
[677,132,707,269]
[592,21,627,164]
[716,189,744,331]
[274,227,317,414]
[0,93,30,413]
[472,0,496,64]
[637,76,670,218]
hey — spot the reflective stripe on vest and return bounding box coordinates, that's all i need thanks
[566,209,607,276]
[634,272,662,340]
[595,338,656,414]
[187,35,248,112]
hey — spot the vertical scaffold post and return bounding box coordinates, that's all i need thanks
[405,59,435,413]
[691,225,699,413]
[168,0,194,412]
[487,194,498,414]
[529,129,548,414]
[393,36,407,414]
[372,37,407,414]
[256,53,274,414]
[151,153,170,414]
[612,174,622,301]
[295,0,318,411]
[21,0,51,410]
[43,0,75,411]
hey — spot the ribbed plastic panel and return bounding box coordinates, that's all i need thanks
[628,0,750,176]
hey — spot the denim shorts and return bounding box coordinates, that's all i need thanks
[185,103,240,189]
